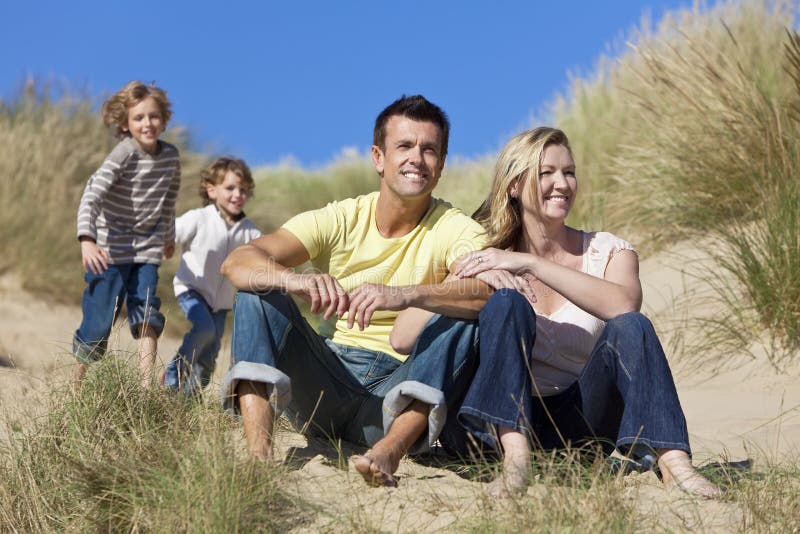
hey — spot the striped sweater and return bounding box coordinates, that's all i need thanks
[77,137,181,264]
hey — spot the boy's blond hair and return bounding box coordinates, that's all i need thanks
[102,81,172,138]
[199,157,256,206]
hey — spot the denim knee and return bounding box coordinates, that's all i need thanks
[126,264,165,337]
[235,290,294,317]
[479,288,533,323]
[606,312,655,337]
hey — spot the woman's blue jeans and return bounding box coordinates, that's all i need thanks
[440,289,691,458]
[220,291,479,452]
[163,290,227,392]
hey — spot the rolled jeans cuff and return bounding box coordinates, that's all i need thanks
[221,361,292,417]
[382,380,446,455]
[73,336,107,364]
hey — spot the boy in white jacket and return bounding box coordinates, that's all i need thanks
[163,157,261,392]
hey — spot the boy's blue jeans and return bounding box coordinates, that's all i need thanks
[73,263,165,364]
[440,289,691,458]
[221,291,479,452]
[163,290,227,392]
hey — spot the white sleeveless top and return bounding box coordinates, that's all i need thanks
[532,231,635,396]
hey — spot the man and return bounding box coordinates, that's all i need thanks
[221,95,498,486]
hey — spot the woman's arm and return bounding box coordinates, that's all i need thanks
[389,269,535,354]
[456,248,641,321]
[390,307,435,355]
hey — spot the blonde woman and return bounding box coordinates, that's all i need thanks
[391,127,722,498]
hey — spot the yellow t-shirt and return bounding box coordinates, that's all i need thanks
[282,191,486,361]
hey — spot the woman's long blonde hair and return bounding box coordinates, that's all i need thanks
[473,127,572,249]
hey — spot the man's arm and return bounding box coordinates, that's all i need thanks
[222,228,350,320]
[347,276,492,332]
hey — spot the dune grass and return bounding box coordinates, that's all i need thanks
[0,355,307,532]
[550,0,800,364]
[1,3,797,361]
[2,362,799,533]
[2,0,800,530]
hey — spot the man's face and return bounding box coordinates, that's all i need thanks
[372,115,445,201]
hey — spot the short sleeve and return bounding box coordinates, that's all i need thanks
[444,216,488,268]
[281,203,340,260]
[585,231,636,279]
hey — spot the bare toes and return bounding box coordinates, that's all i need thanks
[353,454,397,487]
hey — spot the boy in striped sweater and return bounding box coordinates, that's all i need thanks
[73,80,181,388]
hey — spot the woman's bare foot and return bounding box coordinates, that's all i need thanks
[657,449,724,499]
[486,427,531,498]
[485,458,530,498]
[353,443,401,487]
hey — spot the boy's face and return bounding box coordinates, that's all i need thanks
[206,171,251,224]
[123,96,165,154]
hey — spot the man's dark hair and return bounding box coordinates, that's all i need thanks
[373,95,450,157]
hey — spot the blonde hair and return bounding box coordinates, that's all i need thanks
[473,127,572,249]
[101,81,172,138]
[199,157,255,206]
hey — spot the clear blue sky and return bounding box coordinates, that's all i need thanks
[1,0,691,167]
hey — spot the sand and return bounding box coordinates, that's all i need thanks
[1,241,798,531]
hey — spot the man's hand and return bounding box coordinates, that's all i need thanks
[80,237,109,274]
[284,272,349,320]
[347,283,410,331]
[164,241,175,260]
[475,269,537,305]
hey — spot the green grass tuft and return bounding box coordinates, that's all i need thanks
[0,355,309,532]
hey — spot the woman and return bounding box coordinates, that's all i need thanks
[391,127,722,498]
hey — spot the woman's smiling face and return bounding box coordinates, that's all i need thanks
[513,143,577,222]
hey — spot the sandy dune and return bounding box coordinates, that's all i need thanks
[1,241,798,530]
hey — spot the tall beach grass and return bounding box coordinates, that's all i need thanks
[0,355,307,531]
[552,0,800,364]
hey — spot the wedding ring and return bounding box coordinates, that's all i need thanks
[476,256,484,263]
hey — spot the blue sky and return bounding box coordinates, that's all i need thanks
[1,1,691,167]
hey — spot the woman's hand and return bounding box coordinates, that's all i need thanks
[455,248,533,278]
[80,237,109,274]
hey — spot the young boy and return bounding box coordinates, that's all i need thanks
[163,157,260,393]
[74,80,181,388]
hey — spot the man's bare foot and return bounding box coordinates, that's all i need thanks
[353,443,402,487]
[658,449,724,499]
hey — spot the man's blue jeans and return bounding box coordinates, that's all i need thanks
[163,290,228,392]
[440,289,691,458]
[221,291,479,452]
